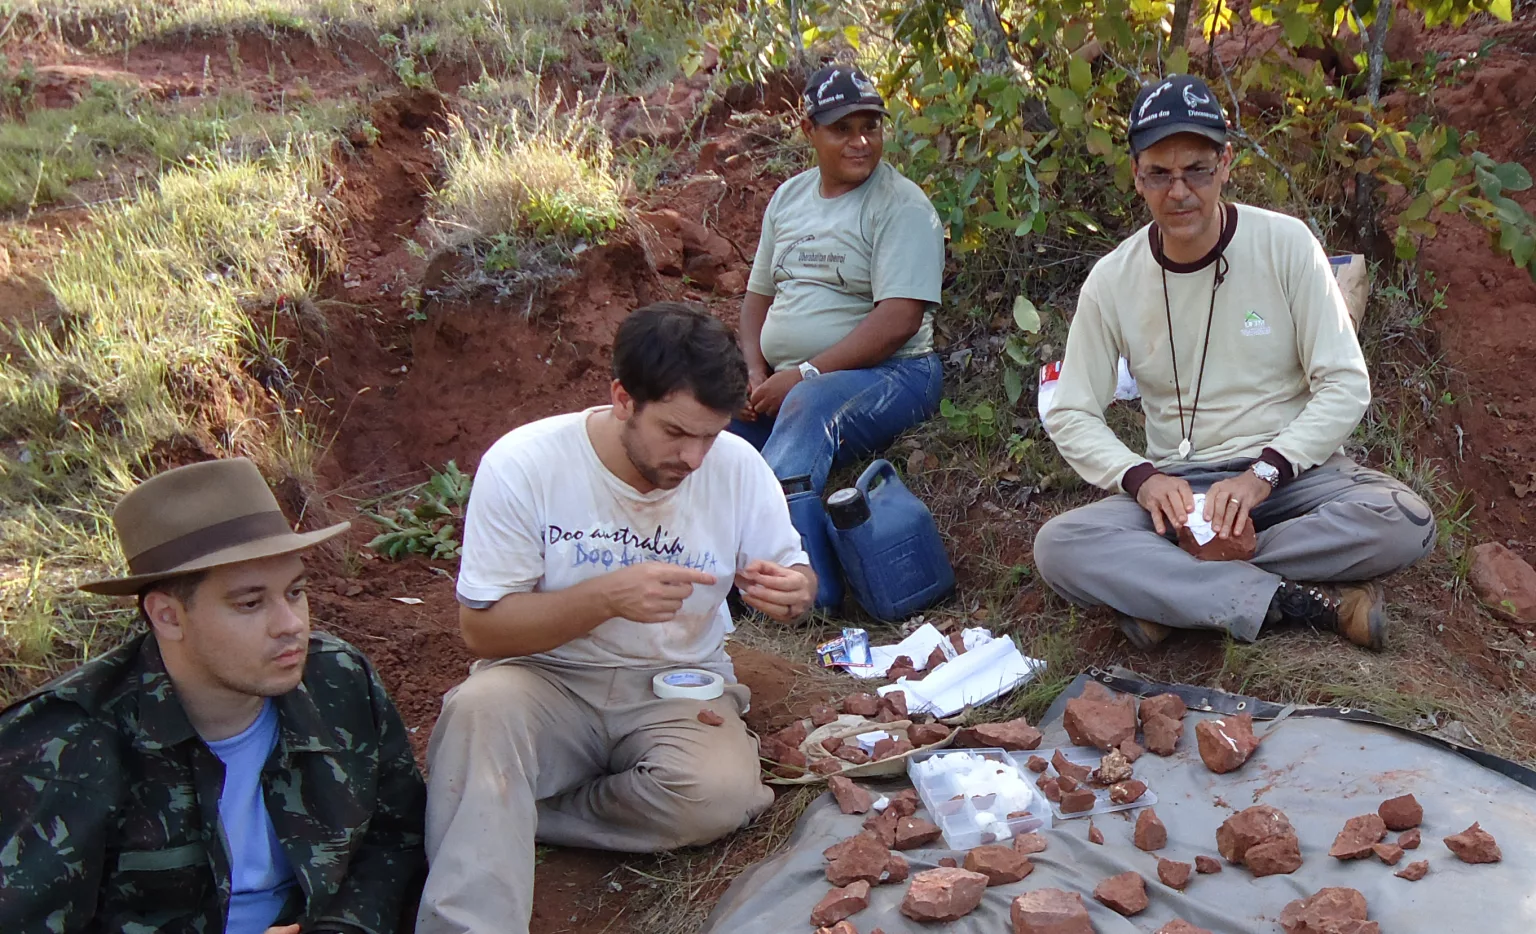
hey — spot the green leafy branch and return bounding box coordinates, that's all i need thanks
[364,461,474,561]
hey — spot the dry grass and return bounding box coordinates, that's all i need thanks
[0,142,341,703]
[425,84,627,251]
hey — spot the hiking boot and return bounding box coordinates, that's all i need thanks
[1271,581,1387,651]
[1116,614,1172,650]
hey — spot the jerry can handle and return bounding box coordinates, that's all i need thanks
[854,459,901,498]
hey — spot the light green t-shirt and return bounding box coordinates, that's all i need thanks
[747,161,944,372]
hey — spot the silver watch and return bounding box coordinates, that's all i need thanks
[798,361,821,380]
[1251,460,1281,488]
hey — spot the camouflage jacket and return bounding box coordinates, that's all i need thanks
[0,631,426,934]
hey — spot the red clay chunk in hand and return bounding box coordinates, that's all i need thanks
[899,867,989,922]
[829,775,874,815]
[1157,858,1192,890]
[1093,871,1149,916]
[1378,793,1422,831]
[810,881,871,927]
[1444,822,1502,863]
[1010,889,1094,934]
[696,708,724,726]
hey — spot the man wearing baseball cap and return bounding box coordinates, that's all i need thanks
[0,458,426,933]
[728,63,947,611]
[1034,74,1435,650]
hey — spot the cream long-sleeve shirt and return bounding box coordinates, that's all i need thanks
[1046,203,1370,492]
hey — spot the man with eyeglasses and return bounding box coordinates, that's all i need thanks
[727,64,946,612]
[1034,74,1436,651]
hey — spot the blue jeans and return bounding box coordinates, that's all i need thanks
[728,354,944,608]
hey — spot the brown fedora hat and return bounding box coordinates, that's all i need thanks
[78,457,350,596]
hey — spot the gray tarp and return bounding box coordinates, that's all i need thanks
[704,671,1536,932]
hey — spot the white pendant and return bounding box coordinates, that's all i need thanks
[1178,438,1192,460]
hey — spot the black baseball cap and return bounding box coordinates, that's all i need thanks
[803,65,888,125]
[1128,75,1228,154]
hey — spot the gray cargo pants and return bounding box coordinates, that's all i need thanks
[1033,454,1437,641]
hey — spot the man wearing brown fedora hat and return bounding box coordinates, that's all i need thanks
[0,458,427,934]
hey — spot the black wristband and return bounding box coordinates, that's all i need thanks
[1122,462,1162,499]
[1257,448,1295,486]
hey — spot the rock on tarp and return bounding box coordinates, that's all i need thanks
[701,673,1536,934]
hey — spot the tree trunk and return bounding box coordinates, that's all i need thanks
[1353,0,1394,250]
[963,0,1014,75]
[1170,0,1194,52]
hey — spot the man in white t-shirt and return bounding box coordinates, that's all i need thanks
[416,303,815,934]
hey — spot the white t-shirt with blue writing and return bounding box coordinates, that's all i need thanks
[456,407,809,671]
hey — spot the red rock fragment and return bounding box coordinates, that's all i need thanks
[963,844,1035,885]
[1061,788,1097,814]
[863,809,899,848]
[811,705,839,727]
[1063,682,1138,751]
[1013,832,1047,855]
[842,693,881,718]
[871,737,915,760]
[1134,808,1167,851]
[1395,859,1429,881]
[1093,871,1149,916]
[814,923,858,934]
[821,737,844,754]
[907,723,951,746]
[829,775,874,815]
[938,856,957,868]
[899,867,988,922]
[823,833,872,861]
[1279,887,1378,934]
[1057,775,1079,793]
[956,718,1044,751]
[812,758,844,776]
[885,655,918,682]
[1155,922,1214,934]
[1444,822,1502,863]
[1139,693,1188,725]
[1195,714,1260,773]
[1036,776,1062,803]
[1194,854,1222,874]
[1087,821,1104,845]
[886,789,920,818]
[1011,888,1094,934]
[1373,842,1404,865]
[892,817,942,850]
[1025,755,1049,773]
[810,881,870,927]
[924,645,949,672]
[773,721,809,749]
[1378,794,1422,831]
[1050,750,1092,784]
[1217,805,1302,876]
[834,745,870,765]
[1398,828,1421,849]
[1329,814,1387,860]
[1109,780,1147,805]
[1119,738,1145,762]
[877,690,908,720]
[826,831,889,886]
[1157,858,1192,890]
[697,708,724,726]
[949,632,968,654]
[882,851,909,884]
[1143,713,1183,756]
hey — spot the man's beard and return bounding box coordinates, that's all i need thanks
[621,428,685,489]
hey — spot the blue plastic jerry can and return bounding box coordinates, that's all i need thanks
[825,459,955,622]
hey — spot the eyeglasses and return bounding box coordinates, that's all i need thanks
[1137,165,1220,191]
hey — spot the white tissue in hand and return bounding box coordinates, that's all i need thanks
[1186,493,1217,546]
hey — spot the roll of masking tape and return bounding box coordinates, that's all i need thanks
[653,668,725,701]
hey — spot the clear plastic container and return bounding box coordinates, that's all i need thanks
[1010,746,1159,821]
[907,748,1053,850]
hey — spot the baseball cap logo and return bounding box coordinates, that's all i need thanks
[1182,84,1212,108]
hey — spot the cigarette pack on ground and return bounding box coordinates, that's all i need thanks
[815,628,873,669]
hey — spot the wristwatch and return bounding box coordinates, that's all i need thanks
[1250,460,1281,488]
[798,361,821,380]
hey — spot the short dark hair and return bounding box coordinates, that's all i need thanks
[137,570,209,623]
[612,303,748,413]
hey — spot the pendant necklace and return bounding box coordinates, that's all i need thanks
[1158,206,1227,461]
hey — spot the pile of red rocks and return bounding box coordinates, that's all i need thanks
[796,689,965,777]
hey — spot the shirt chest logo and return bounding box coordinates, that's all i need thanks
[1240,310,1271,337]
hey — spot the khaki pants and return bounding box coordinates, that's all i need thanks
[414,658,774,934]
[1033,454,1437,641]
